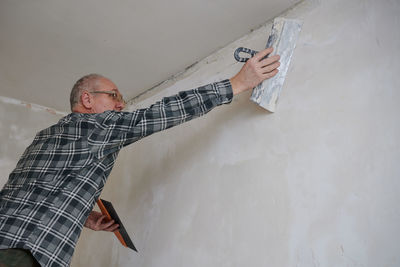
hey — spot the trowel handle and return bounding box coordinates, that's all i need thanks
[234,47,259,62]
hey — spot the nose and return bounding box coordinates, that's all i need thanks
[115,100,125,111]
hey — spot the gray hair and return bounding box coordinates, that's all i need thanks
[70,73,105,111]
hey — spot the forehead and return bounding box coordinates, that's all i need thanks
[96,78,119,92]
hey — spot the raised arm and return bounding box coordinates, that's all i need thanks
[88,48,280,158]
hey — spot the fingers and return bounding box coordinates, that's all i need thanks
[95,215,107,226]
[100,219,114,229]
[259,54,280,67]
[263,69,279,79]
[94,215,118,231]
[104,223,120,232]
[262,61,280,74]
[254,47,273,61]
[252,47,280,74]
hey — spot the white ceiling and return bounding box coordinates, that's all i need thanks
[0,0,299,112]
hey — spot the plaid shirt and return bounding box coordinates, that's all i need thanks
[0,80,233,267]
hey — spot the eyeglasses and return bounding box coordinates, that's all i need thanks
[90,90,126,104]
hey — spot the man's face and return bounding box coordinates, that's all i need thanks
[88,78,125,113]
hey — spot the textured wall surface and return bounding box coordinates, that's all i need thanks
[1,0,399,266]
[0,98,63,187]
[72,0,400,266]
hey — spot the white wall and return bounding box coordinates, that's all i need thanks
[72,0,400,266]
[1,0,399,266]
[0,98,63,187]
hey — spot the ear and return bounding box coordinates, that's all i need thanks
[81,91,93,109]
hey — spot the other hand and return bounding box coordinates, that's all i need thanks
[84,211,119,232]
[230,47,280,95]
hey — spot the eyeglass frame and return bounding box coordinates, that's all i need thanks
[89,90,126,104]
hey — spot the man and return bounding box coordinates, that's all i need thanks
[0,48,280,267]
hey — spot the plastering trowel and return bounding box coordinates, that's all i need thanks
[234,17,302,112]
[97,199,138,252]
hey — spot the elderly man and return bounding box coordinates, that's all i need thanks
[0,48,280,267]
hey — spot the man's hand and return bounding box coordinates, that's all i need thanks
[84,211,119,232]
[230,47,280,95]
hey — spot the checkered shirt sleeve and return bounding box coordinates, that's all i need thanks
[88,79,233,158]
